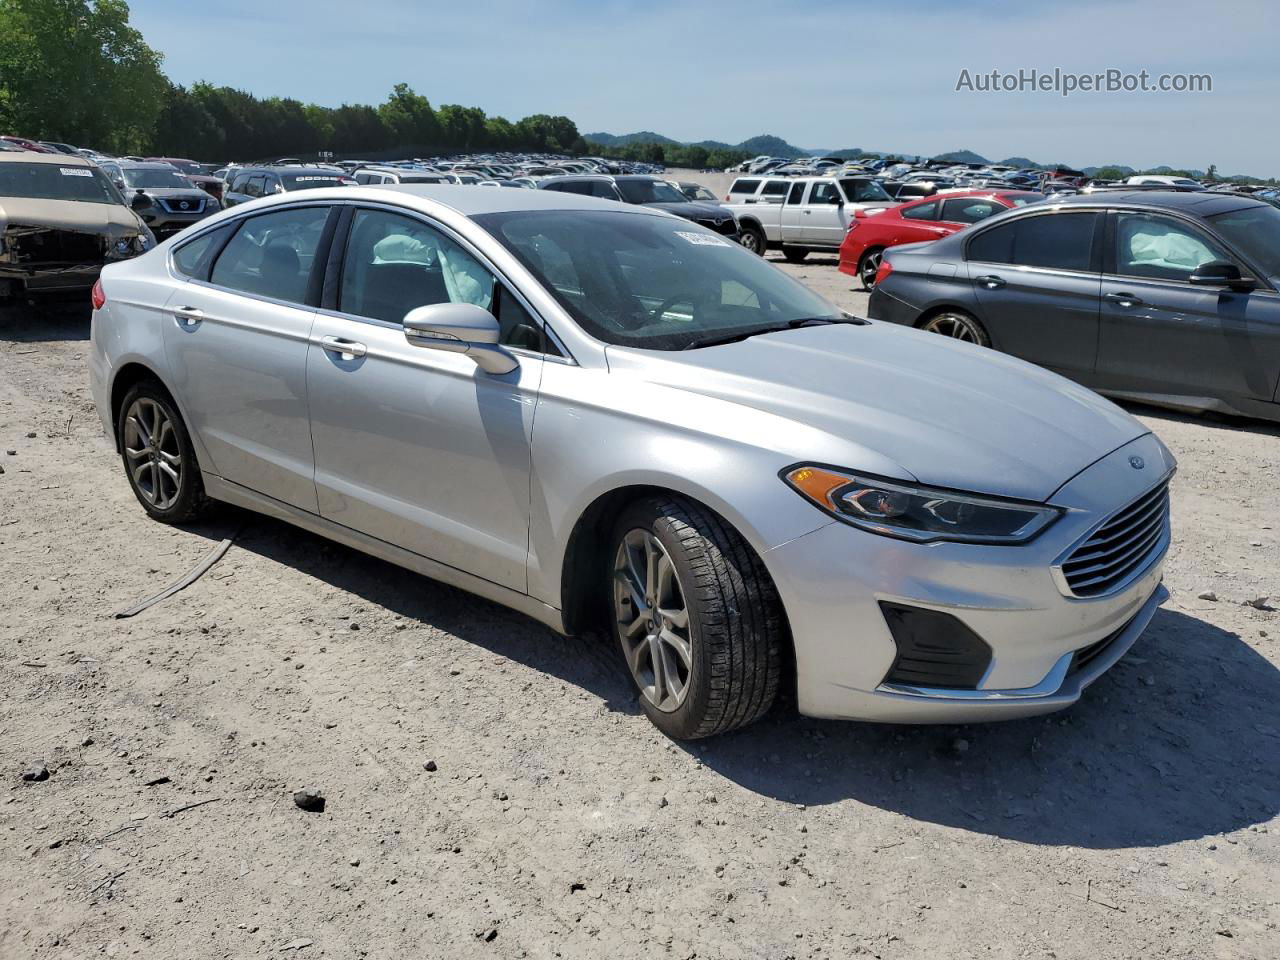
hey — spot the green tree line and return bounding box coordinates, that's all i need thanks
[586,139,752,170]
[0,0,586,160]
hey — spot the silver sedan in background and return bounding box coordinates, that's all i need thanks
[88,185,1173,739]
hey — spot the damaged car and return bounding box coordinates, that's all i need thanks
[0,152,153,302]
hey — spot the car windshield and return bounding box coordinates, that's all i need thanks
[475,209,844,350]
[1208,205,1280,280]
[616,179,688,204]
[841,179,893,202]
[0,162,119,204]
[123,168,191,189]
[282,173,347,190]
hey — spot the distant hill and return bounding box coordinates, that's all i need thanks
[584,131,682,148]
[586,130,809,157]
[931,149,989,165]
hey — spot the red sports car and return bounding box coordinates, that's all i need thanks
[839,190,1043,289]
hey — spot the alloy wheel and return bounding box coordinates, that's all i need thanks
[923,313,982,343]
[613,529,693,712]
[122,397,183,510]
[860,251,882,288]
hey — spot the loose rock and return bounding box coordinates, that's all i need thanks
[22,763,50,782]
[423,759,438,772]
[1197,590,1218,601]
[293,788,326,813]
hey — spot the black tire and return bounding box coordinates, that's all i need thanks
[116,379,211,523]
[781,246,808,263]
[609,496,785,740]
[857,248,884,290]
[918,309,991,347]
[738,224,766,256]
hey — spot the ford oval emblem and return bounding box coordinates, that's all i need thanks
[1129,455,1145,470]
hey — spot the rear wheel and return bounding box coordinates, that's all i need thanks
[738,224,766,256]
[858,248,884,290]
[919,310,991,346]
[781,245,808,263]
[117,380,210,523]
[609,497,784,740]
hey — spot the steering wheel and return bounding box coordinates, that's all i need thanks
[648,292,702,323]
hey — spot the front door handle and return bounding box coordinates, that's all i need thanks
[1105,292,1144,308]
[172,305,203,326]
[974,275,1005,290]
[320,335,367,359]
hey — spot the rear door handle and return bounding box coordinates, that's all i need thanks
[974,275,1005,290]
[172,305,203,326]
[1105,292,1144,307]
[320,335,367,359]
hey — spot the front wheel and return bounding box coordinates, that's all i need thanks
[117,380,211,523]
[609,497,785,740]
[858,248,883,290]
[738,224,766,256]
[919,310,991,346]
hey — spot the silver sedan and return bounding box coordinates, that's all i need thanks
[88,185,1173,739]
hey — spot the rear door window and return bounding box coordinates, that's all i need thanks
[759,180,789,199]
[901,200,940,220]
[209,206,331,303]
[787,181,806,204]
[941,198,1002,224]
[968,212,1098,272]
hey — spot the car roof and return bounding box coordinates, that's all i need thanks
[0,151,93,166]
[235,183,676,218]
[1053,190,1262,216]
[118,161,183,170]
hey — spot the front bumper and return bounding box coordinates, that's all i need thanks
[765,432,1174,723]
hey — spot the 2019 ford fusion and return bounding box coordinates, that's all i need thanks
[89,185,1173,738]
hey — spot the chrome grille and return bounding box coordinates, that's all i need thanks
[1059,480,1170,597]
[158,196,206,214]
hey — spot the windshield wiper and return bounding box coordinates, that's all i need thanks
[681,316,866,350]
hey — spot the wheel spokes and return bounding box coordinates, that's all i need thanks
[123,397,182,509]
[613,529,694,713]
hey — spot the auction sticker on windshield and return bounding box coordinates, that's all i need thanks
[60,168,93,177]
[675,231,731,247]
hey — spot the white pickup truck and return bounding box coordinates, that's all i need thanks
[725,176,896,261]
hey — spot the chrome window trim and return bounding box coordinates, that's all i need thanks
[323,199,576,364]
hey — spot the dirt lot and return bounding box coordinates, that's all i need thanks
[2,242,1278,959]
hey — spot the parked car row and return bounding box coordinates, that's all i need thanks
[868,190,1280,424]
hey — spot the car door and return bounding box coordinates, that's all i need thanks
[895,198,952,244]
[1097,210,1280,402]
[780,181,807,240]
[305,205,548,591]
[803,180,848,246]
[161,203,336,511]
[964,210,1102,376]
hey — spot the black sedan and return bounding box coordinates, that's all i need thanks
[867,191,1280,424]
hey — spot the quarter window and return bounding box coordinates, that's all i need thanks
[760,180,789,197]
[968,212,1097,272]
[172,225,230,280]
[1113,212,1231,282]
[209,206,330,303]
[729,179,761,197]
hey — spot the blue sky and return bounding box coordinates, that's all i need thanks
[129,0,1276,175]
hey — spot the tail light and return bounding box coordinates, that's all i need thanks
[874,259,894,286]
[91,278,106,311]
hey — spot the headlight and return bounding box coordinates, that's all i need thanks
[782,465,1061,544]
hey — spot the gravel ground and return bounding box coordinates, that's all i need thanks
[1,236,1278,960]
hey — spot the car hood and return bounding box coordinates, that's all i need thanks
[137,187,208,200]
[606,323,1147,502]
[643,200,735,222]
[0,197,143,235]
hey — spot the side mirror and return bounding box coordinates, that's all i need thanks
[1189,260,1256,291]
[403,302,517,375]
[130,191,149,211]
[829,195,844,205]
